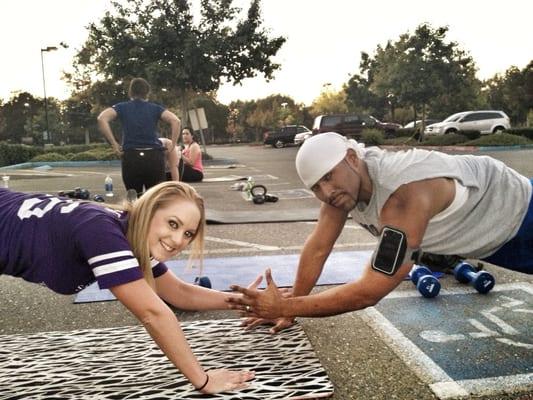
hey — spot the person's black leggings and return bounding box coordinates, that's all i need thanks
[179,159,203,182]
[122,148,166,195]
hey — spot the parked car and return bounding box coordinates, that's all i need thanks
[312,114,401,138]
[293,126,313,145]
[403,119,440,129]
[424,111,510,135]
[264,125,311,148]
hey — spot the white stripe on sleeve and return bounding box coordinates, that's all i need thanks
[92,258,140,277]
[88,251,134,265]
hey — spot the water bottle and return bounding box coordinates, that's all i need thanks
[104,175,114,197]
[242,176,255,201]
[2,175,9,189]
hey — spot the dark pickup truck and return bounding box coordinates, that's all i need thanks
[264,125,312,148]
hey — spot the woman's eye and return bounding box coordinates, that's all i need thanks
[169,220,178,229]
[185,231,194,239]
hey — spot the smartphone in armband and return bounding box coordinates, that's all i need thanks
[371,226,414,276]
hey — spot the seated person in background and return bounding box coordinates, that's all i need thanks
[161,128,204,183]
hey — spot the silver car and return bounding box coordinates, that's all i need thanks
[293,125,313,145]
[424,111,510,135]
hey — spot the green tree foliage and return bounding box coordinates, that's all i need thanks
[0,92,42,143]
[70,0,285,122]
[229,94,306,141]
[310,87,348,116]
[483,60,533,125]
[346,24,481,132]
[344,74,386,118]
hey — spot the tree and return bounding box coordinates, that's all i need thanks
[230,94,304,141]
[484,61,533,125]
[344,74,386,118]
[70,0,285,123]
[310,86,348,116]
[348,24,481,136]
[0,92,41,143]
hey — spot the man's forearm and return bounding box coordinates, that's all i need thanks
[291,242,331,296]
[282,280,376,318]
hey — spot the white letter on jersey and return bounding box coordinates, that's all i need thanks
[17,197,80,220]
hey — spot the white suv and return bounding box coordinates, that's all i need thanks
[424,110,510,135]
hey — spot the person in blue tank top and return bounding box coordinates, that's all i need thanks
[97,78,181,196]
[0,182,255,394]
[227,132,532,333]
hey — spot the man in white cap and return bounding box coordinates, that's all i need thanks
[228,132,532,329]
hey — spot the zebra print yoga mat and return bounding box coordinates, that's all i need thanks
[0,319,333,399]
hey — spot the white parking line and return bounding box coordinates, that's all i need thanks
[186,241,377,255]
[205,236,280,251]
[302,221,365,230]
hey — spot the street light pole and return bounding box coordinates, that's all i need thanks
[40,46,58,145]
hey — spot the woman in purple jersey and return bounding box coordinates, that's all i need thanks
[0,181,254,394]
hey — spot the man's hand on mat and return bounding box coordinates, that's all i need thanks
[202,369,255,393]
[228,268,284,320]
[240,316,295,334]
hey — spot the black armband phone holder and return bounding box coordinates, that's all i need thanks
[371,226,417,276]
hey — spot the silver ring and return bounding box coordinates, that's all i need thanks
[245,305,251,312]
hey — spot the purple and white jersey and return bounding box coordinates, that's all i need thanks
[0,189,167,294]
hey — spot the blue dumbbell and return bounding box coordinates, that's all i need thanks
[453,262,495,294]
[410,265,441,298]
[194,276,212,289]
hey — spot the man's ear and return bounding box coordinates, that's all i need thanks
[345,148,359,164]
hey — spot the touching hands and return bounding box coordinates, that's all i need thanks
[227,268,285,320]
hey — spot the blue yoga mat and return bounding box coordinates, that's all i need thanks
[74,250,373,303]
[74,251,444,303]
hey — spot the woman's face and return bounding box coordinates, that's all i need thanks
[182,130,193,144]
[147,198,201,261]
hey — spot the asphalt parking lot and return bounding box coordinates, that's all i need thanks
[1,144,532,399]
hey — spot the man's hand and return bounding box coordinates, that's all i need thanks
[227,268,285,320]
[240,317,295,334]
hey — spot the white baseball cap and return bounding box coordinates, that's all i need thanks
[295,132,365,188]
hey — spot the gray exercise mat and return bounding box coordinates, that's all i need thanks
[74,251,373,303]
[0,319,334,399]
[206,208,321,224]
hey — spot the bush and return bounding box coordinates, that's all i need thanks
[421,133,469,146]
[43,143,109,156]
[361,129,385,146]
[69,148,119,161]
[0,143,43,167]
[394,128,417,138]
[506,128,533,140]
[465,133,533,146]
[458,130,481,140]
[30,152,69,162]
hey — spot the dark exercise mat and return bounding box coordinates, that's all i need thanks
[202,175,248,182]
[0,319,334,399]
[206,208,321,224]
[75,251,373,303]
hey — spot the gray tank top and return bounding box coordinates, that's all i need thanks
[352,147,532,258]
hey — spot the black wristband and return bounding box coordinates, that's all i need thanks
[196,374,209,391]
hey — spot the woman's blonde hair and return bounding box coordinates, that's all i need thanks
[124,181,205,288]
